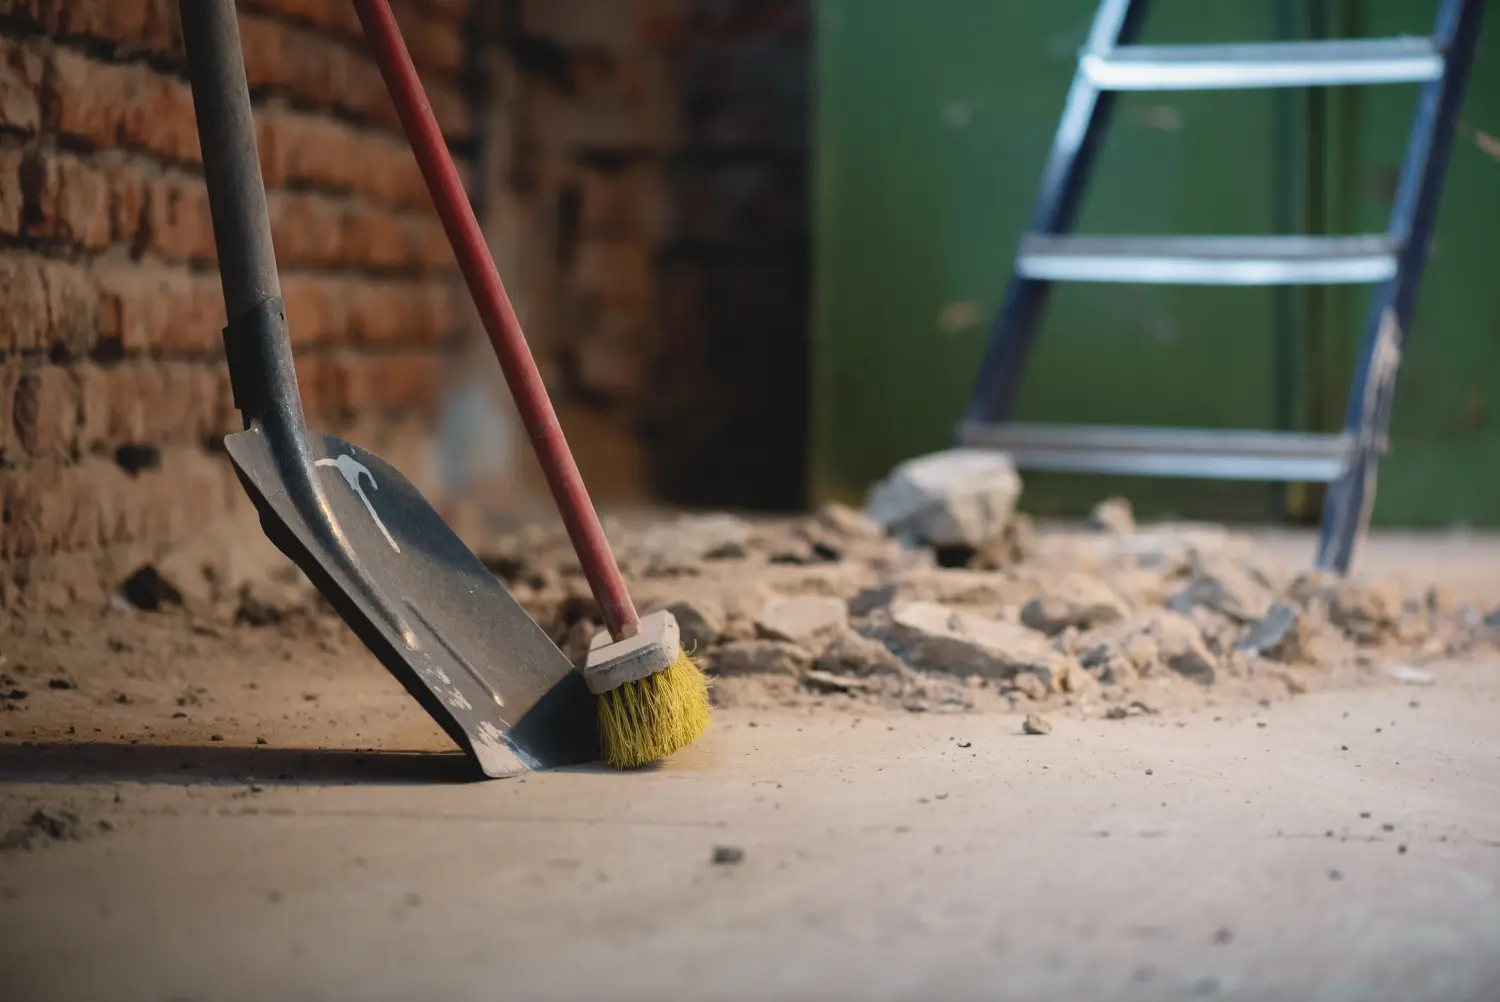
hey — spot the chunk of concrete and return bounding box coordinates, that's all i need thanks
[1088,497,1135,534]
[1236,602,1307,661]
[709,640,811,677]
[634,514,752,567]
[1020,578,1128,635]
[755,595,849,649]
[888,601,1068,681]
[815,630,905,676]
[1169,560,1275,623]
[663,596,727,654]
[865,449,1021,549]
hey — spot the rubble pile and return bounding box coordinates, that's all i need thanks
[120,449,1500,719]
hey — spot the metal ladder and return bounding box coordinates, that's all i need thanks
[959,0,1484,573]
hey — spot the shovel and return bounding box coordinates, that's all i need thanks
[178,0,597,778]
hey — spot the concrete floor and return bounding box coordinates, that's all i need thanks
[3,658,1499,1002]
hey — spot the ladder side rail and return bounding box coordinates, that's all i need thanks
[962,0,1151,426]
[1315,0,1486,572]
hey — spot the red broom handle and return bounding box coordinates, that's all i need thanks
[353,0,640,640]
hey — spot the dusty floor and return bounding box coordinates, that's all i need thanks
[1,526,1498,1001]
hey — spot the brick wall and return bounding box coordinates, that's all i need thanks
[484,0,810,510]
[0,0,472,606]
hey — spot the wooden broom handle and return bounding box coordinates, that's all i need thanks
[353,0,640,640]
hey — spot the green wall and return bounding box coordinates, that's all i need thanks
[811,0,1500,526]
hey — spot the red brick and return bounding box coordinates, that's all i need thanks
[268,192,347,270]
[576,164,669,239]
[0,256,95,353]
[256,106,430,208]
[0,36,44,132]
[239,13,469,139]
[0,147,23,235]
[143,171,216,263]
[240,0,463,77]
[75,360,235,449]
[0,448,239,559]
[309,349,445,418]
[571,239,653,310]
[50,50,201,164]
[11,364,78,456]
[46,0,181,57]
[95,266,224,352]
[108,165,148,248]
[0,365,19,454]
[25,151,113,251]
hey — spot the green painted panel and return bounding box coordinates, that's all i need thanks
[1315,1,1500,527]
[811,0,1499,526]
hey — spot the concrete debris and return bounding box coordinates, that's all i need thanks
[815,630,905,676]
[1324,579,1403,644]
[865,449,1021,549]
[888,601,1071,682]
[632,514,753,568]
[659,597,726,654]
[816,502,885,540]
[1010,672,1048,701]
[1170,559,1276,623]
[755,595,849,650]
[1022,712,1053,735]
[1236,603,1306,661]
[708,640,811,677]
[1387,665,1434,686]
[1088,497,1135,534]
[1020,577,1129,635]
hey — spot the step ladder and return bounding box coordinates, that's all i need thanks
[959,0,1484,574]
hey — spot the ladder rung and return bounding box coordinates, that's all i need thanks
[1082,38,1445,91]
[957,422,1354,482]
[1017,235,1397,285]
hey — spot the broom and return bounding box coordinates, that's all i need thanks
[353,0,709,768]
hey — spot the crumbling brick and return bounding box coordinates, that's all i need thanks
[0,35,44,132]
[25,150,114,251]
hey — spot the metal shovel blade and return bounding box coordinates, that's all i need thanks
[224,425,599,778]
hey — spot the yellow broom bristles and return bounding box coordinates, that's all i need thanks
[597,650,711,769]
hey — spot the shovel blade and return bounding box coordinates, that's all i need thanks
[224,426,598,778]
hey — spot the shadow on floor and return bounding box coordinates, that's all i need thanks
[0,742,479,786]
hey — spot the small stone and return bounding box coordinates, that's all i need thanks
[1326,580,1402,642]
[709,640,811,677]
[119,563,185,611]
[815,631,905,676]
[1236,603,1305,660]
[662,597,727,653]
[634,514,753,567]
[1170,559,1275,622]
[816,502,884,539]
[755,595,849,649]
[865,449,1022,549]
[1020,578,1128,635]
[1088,497,1135,534]
[1387,665,1434,686]
[47,677,75,690]
[889,601,1072,682]
[1022,712,1052,735]
[711,845,745,865]
[1011,672,1048,701]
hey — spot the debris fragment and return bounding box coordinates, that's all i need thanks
[1022,712,1052,735]
[755,595,848,648]
[1387,665,1434,686]
[1088,497,1135,534]
[711,845,745,866]
[865,449,1021,549]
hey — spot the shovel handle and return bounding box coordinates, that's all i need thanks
[353,0,640,641]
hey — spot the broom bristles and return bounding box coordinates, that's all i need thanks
[598,651,711,769]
